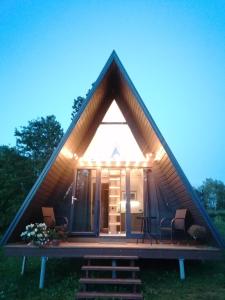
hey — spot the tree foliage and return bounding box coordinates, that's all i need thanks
[15,115,64,175]
[71,96,85,120]
[0,115,64,232]
[0,146,36,231]
[71,83,95,120]
[198,178,225,209]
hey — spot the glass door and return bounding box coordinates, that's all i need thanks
[71,169,96,233]
[130,168,144,234]
[70,167,145,237]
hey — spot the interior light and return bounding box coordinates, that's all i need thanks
[120,200,140,208]
[154,146,166,161]
[145,152,153,162]
[60,148,74,159]
[131,200,140,208]
[121,169,126,175]
[73,153,79,160]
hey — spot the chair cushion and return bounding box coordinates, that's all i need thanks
[174,209,190,230]
[43,216,55,227]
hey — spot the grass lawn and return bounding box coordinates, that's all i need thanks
[0,216,224,300]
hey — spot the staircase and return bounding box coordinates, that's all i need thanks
[75,255,143,299]
[108,171,121,234]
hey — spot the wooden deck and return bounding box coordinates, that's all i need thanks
[4,241,223,260]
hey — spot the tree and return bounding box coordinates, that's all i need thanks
[71,83,95,120]
[15,115,64,175]
[198,178,225,209]
[71,96,85,120]
[0,146,36,232]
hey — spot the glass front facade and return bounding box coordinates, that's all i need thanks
[71,167,146,236]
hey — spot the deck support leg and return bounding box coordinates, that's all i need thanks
[178,258,185,280]
[112,259,116,279]
[39,256,47,289]
[21,256,27,275]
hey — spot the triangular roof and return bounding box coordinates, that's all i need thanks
[1,50,224,247]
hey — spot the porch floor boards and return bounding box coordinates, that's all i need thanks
[4,241,222,260]
[5,241,219,250]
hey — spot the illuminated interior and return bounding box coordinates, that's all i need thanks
[71,101,166,236]
[81,100,146,163]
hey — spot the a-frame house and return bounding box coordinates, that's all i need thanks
[2,51,224,265]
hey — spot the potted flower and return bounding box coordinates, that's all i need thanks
[20,223,50,247]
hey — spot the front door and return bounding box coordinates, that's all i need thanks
[71,169,97,234]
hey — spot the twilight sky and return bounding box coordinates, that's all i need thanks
[0,0,225,186]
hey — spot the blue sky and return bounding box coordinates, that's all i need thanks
[0,0,225,186]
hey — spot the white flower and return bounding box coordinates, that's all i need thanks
[21,222,50,246]
[39,223,46,230]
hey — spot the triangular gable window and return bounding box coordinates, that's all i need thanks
[82,100,145,161]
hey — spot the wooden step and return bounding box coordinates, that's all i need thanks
[82,266,140,272]
[84,255,139,260]
[109,222,121,226]
[76,291,143,299]
[109,213,120,216]
[79,278,141,285]
[109,186,120,189]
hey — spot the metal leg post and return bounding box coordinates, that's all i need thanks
[179,258,185,280]
[21,256,27,275]
[39,256,47,289]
